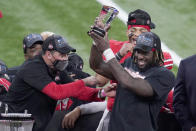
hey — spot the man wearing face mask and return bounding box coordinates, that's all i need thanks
[1,35,115,131]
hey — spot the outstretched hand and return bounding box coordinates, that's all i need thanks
[103,83,117,97]
[82,76,98,87]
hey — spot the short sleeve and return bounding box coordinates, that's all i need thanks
[18,61,53,91]
[145,68,175,99]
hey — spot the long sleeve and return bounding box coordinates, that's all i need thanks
[173,61,195,131]
[42,80,102,101]
[79,101,107,115]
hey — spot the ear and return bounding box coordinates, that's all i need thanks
[46,51,53,59]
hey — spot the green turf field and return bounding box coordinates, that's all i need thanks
[113,0,196,59]
[0,0,195,75]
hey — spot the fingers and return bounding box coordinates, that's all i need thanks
[68,117,74,128]
[62,115,75,129]
[94,17,104,29]
[105,24,111,32]
[104,87,116,97]
[104,32,109,41]
[88,30,101,42]
[108,83,117,89]
[83,76,98,87]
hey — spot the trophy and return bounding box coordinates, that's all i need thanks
[91,5,119,37]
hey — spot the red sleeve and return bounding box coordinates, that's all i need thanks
[42,80,102,101]
[107,97,115,111]
[0,78,11,91]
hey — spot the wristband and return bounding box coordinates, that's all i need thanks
[115,52,123,61]
[101,89,106,97]
[103,48,115,62]
[98,89,106,99]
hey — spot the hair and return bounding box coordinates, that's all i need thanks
[42,35,55,54]
[40,31,54,41]
[152,49,164,66]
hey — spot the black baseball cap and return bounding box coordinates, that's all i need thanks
[67,53,84,70]
[127,9,155,29]
[23,33,43,53]
[134,32,161,52]
[42,35,76,54]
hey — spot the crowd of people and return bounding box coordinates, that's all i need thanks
[0,8,195,131]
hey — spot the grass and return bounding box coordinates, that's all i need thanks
[0,0,127,75]
[113,0,196,58]
[0,0,194,75]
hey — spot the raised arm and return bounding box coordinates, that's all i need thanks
[89,42,115,80]
[89,31,154,97]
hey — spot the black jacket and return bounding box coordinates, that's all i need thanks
[173,54,196,131]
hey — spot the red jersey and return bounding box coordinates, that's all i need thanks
[0,78,11,91]
[161,52,174,113]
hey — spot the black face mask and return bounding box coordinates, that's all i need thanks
[53,60,69,71]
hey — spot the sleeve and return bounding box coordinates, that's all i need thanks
[79,101,107,115]
[145,69,175,99]
[20,62,53,91]
[173,61,195,131]
[42,80,102,101]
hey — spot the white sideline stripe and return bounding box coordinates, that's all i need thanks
[96,0,182,66]
[164,59,173,62]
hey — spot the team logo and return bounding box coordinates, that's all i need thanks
[138,35,153,47]
[147,20,150,24]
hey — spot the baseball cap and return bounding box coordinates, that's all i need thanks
[127,9,155,29]
[42,35,76,54]
[67,53,84,71]
[23,33,43,53]
[134,32,161,52]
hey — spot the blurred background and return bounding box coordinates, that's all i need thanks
[0,0,196,75]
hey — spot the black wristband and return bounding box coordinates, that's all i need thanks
[115,52,123,61]
[91,26,105,37]
[98,89,105,99]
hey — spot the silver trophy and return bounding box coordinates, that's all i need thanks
[91,5,119,37]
